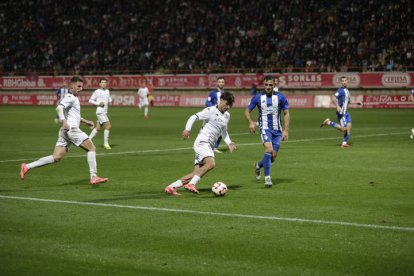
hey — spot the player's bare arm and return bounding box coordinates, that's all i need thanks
[244,108,256,133]
[81,118,95,129]
[282,109,290,141]
[228,142,237,152]
[182,129,190,139]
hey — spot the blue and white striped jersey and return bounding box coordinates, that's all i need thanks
[205,89,222,107]
[335,86,351,115]
[56,87,69,100]
[247,92,289,131]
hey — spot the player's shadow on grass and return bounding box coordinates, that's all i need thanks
[59,179,95,186]
[88,192,165,202]
[251,178,295,185]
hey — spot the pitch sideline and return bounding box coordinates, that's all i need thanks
[0,195,413,232]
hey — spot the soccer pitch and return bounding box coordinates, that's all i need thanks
[0,105,413,275]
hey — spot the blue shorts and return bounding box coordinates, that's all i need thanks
[260,129,282,151]
[336,112,352,127]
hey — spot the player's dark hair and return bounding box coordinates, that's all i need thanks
[264,75,274,82]
[100,78,108,82]
[70,76,83,83]
[217,76,225,81]
[220,92,235,107]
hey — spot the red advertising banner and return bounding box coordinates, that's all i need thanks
[1,73,413,90]
[362,95,414,108]
[1,92,412,108]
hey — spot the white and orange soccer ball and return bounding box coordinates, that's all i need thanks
[211,182,227,196]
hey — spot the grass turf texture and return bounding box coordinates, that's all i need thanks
[0,105,413,275]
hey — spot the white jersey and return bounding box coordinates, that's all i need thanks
[59,93,81,128]
[89,88,112,114]
[138,87,149,99]
[192,106,231,147]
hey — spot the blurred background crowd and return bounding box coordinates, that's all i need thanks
[1,0,413,75]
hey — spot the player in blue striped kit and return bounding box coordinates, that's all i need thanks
[205,76,225,153]
[320,76,362,148]
[245,75,290,187]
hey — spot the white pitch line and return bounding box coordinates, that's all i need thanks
[0,132,406,164]
[0,195,413,232]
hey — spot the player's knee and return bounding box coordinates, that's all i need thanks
[206,159,216,170]
[53,156,61,162]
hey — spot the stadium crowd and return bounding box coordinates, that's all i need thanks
[1,0,413,75]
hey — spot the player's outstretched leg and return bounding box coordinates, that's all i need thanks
[165,186,181,196]
[320,118,331,127]
[90,176,109,185]
[20,163,29,180]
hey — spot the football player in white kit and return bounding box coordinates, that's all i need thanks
[137,82,150,118]
[20,76,109,185]
[165,92,237,195]
[88,78,113,149]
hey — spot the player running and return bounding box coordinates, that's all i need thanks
[165,92,237,196]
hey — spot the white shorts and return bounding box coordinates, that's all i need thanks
[56,127,89,148]
[193,140,214,165]
[139,98,149,108]
[96,113,109,125]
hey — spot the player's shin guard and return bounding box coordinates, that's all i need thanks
[263,152,272,177]
[104,129,110,145]
[189,175,201,185]
[27,155,55,169]
[87,151,97,179]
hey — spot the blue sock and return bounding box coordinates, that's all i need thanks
[343,132,350,143]
[329,122,337,128]
[263,152,272,176]
[215,137,222,149]
[257,160,263,168]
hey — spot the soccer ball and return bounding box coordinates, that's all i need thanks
[211,182,227,196]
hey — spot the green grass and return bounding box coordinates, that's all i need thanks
[0,105,413,275]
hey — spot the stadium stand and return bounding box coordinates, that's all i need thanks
[1,0,413,75]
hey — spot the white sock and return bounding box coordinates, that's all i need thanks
[26,155,54,169]
[189,175,201,185]
[169,180,183,189]
[104,129,110,145]
[87,151,97,179]
[89,128,98,140]
[144,107,148,116]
